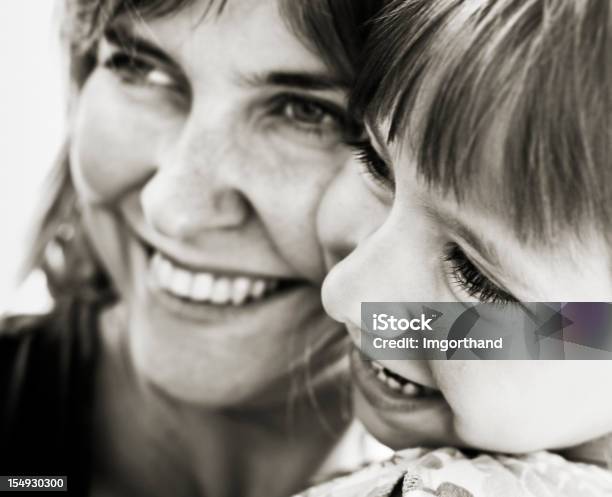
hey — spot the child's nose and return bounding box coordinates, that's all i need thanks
[318,162,390,270]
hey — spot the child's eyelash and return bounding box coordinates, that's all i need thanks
[443,243,516,304]
[346,138,395,191]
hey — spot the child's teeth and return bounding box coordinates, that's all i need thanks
[151,251,282,306]
[370,360,428,398]
[386,377,402,391]
[402,382,422,397]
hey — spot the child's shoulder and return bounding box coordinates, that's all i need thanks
[295,447,612,497]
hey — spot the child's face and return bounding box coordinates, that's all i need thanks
[318,122,612,453]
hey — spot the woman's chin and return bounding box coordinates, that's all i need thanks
[124,291,343,409]
[128,331,283,408]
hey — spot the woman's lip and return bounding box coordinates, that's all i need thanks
[147,243,300,282]
[126,229,310,322]
[122,220,303,282]
[350,347,446,413]
[146,273,309,323]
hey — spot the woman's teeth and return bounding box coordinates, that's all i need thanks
[369,361,434,398]
[150,252,281,306]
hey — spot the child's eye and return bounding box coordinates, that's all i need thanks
[348,138,395,193]
[443,243,517,304]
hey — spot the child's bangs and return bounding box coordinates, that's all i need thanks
[353,0,611,245]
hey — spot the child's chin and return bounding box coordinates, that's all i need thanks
[452,421,556,455]
[353,389,462,450]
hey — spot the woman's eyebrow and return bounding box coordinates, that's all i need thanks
[241,71,348,91]
[104,25,175,67]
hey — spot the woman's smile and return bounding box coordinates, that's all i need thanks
[123,207,308,311]
[143,245,314,326]
[149,252,290,307]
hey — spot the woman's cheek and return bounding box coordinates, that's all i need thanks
[70,72,173,204]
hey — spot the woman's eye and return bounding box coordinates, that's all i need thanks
[104,51,177,90]
[269,94,349,138]
[443,243,516,304]
[349,138,395,193]
[283,99,332,125]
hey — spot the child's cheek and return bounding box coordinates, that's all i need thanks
[434,362,612,453]
[431,363,531,450]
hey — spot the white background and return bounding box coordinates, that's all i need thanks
[0,1,64,305]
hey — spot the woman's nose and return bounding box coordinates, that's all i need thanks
[317,162,390,270]
[141,122,250,241]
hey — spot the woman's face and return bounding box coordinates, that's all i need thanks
[70,0,350,406]
[318,122,612,453]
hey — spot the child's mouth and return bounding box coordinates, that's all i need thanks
[366,359,440,398]
[350,348,446,415]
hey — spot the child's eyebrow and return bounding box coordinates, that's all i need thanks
[424,204,500,268]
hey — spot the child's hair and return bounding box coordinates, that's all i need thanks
[352,0,611,244]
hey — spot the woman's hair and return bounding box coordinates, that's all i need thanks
[281,0,383,90]
[25,0,376,297]
[352,0,611,244]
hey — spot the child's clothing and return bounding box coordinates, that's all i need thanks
[295,447,612,496]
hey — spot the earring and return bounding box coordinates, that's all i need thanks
[42,207,113,301]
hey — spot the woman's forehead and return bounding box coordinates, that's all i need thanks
[111,0,333,78]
